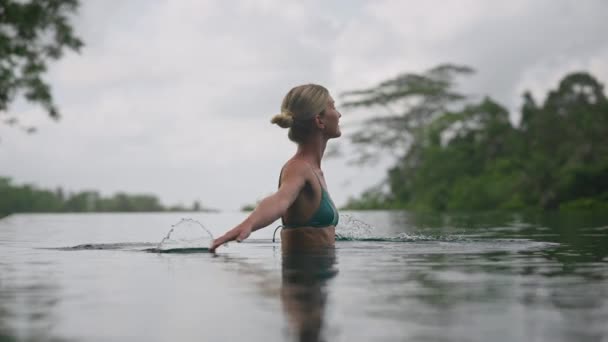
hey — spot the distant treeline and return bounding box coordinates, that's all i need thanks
[342,68,608,211]
[0,177,213,217]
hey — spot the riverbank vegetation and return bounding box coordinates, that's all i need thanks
[341,65,608,211]
[0,177,214,217]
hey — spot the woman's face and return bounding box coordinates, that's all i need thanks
[322,97,342,138]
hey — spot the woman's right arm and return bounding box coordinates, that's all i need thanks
[209,161,307,252]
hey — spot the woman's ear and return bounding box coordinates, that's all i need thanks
[315,112,326,129]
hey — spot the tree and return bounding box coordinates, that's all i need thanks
[0,0,83,133]
[341,66,608,211]
[520,72,608,209]
[339,64,474,165]
[192,200,201,211]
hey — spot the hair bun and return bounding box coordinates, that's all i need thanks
[270,112,293,128]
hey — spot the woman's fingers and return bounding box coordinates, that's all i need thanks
[209,238,223,253]
[209,232,232,252]
[236,229,251,242]
[210,227,247,253]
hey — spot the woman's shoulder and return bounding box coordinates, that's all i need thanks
[281,158,315,179]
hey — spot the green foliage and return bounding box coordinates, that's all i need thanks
[340,64,474,165]
[240,204,255,212]
[241,197,264,212]
[0,177,214,216]
[342,67,608,211]
[0,0,83,131]
[559,198,608,211]
[342,184,392,210]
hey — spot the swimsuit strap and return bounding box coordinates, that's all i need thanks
[305,162,327,193]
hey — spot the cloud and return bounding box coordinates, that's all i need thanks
[332,0,608,103]
[2,0,607,210]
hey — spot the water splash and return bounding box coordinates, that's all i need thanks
[335,214,374,240]
[156,218,214,252]
[335,214,467,242]
[341,232,468,242]
[50,242,157,251]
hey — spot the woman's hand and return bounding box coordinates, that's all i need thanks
[209,224,252,253]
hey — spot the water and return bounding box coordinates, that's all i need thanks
[1,211,607,341]
[155,218,214,253]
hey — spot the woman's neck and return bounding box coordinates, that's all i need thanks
[295,136,327,169]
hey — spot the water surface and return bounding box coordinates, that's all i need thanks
[1,211,607,341]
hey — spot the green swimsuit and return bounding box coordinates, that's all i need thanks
[279,165,339,229]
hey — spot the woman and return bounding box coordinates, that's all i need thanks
[210,84,341,253]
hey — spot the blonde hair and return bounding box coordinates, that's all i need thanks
[270,84,330,143]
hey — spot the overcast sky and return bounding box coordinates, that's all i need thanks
[1,0,607,211]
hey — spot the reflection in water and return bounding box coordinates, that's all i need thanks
[209,247,338,341]
[281,249,337,342]
[0,262,65,342]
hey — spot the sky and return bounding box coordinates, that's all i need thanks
[1,0,607,211]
